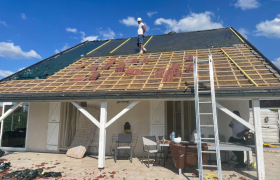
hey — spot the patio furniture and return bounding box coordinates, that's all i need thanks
[158,136,170,165]
[110,134,138,157]
[114,133,133,163]
[141,136,165,168]
[169,142,208,175]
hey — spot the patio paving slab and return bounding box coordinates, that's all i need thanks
[0,151,279,179]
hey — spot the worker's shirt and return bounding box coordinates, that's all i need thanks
[230,118,248,139]
[138,22,144,35]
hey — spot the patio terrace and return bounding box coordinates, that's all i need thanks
[0,150,279,180]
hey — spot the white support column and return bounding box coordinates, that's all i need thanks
[0,102,22,123]
[252,100,265,180]
[98,102,107,169]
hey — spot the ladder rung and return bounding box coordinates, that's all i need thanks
[197,60,209,64]
[199,101,212,104]
[200,125,214,128]
[202,151,216,154]
[198,80,210,83]
[200,113,213,115]
[197,70,209,73]
[201,138,215,140]
[202,165,217,167]
[198,90,211,93]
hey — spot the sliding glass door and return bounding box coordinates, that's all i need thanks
[0,103,29,149]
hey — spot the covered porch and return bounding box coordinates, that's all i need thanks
[0,96,268,179]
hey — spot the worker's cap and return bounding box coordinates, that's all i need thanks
[137,17,142,22]
[233,110,240,116]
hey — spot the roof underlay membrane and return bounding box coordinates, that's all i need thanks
[86,28,243,57]
[6,41,107,81]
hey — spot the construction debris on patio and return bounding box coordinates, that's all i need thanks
[0,161,62,180]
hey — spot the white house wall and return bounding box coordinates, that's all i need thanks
[26,102,50,152]
[105,101,150,156]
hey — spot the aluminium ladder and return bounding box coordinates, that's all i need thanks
[193,55,222,180]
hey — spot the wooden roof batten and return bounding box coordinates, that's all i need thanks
[0,45,280,95]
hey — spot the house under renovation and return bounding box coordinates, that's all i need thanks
[0,27,280,180]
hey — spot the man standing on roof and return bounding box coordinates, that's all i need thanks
[228,110,250,168]
[137,17,147,54]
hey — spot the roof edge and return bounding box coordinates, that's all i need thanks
[231,27,280,75]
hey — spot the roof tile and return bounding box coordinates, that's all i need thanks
[163,70,174,82]
[115,64,125,73]
[154,68,165,78]
[89,66,98,71]
[142,58,150,63]
[133,70,143,75]
[107,60,116,64]
[174,71,182,77]
[101,64,111,70]
[88,72,100,81]
[186,55,193,62]
[75,65,85,69]
[185,63,193,73]
[125,68,135,76]
[130,59,139,63]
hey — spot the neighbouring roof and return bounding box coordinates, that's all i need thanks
[0,27,280,101]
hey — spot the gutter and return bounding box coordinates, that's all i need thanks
[1,87,280,102]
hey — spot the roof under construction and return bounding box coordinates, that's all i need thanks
[0,27,280,101]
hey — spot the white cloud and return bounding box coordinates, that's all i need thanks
[18,67,25,71]
[119,17,138,26]
[0,42,41,59]
[119,33,123,37]
[66,27,78,33]
[238,28,249,39]
[154,11,223,33]
[99,28,115,39]
[147,11,157,18]
[234,0,261,10]
[0,21,7,26]
[0,70,13,78]
[81,31,98,42]
[54,43,70,53]
[272,57,280,69]
[255,14,280,38]
[20,13,27,19]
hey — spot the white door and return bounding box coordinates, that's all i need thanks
[46,102,61,151]
[149,101,165,137]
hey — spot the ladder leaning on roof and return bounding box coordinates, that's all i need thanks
[193,55,222,180]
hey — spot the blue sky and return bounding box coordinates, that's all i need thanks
[0,0,280,79]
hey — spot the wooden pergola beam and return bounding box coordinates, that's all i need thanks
[216,103,254,131]
[71,102,100,128]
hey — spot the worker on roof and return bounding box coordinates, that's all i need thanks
[137,17,147,54]
[228,110,250,168]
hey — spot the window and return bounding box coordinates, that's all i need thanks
[1,103,29,148]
